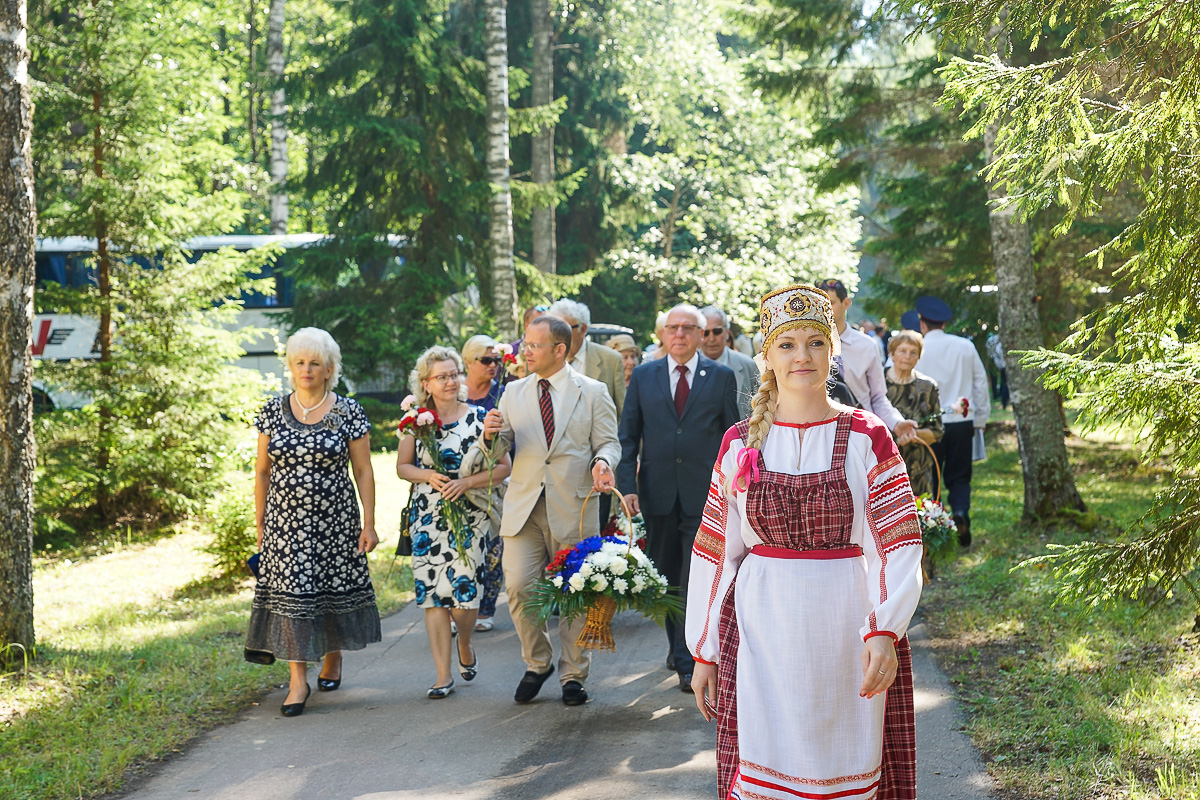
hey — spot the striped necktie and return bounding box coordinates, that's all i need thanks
[538,379,554,448]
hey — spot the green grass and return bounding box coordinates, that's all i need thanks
[0,452,413,800]
[923,410,1200,800]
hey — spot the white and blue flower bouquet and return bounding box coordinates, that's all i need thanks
[525,490,683,651]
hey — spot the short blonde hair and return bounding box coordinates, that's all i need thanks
[888,330,924,357]
[462,334,500,366]
[285,327,342,389]
[410,345,465,407]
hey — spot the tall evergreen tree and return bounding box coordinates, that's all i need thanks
[291,0,488,377]
[0,0,36,662]
[906,0,1200,610]
[32,0,274,522]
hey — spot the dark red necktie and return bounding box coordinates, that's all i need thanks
[539,379,555,447]
[674,364,690,417]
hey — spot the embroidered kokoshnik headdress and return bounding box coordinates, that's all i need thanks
[759,283,840,355]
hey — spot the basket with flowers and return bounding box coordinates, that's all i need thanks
[397,396,475,565]
[914,494,957,580]
[525,489,683,651]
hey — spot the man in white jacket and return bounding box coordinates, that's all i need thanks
[913,295,991,546]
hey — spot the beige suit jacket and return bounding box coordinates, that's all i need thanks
[491,366,622,540]
[580,339,626,418]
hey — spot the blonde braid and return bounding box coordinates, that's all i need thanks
[727,368,778,494]
[745,368,778,451]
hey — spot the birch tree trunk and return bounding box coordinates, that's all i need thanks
[485,0,518,339]
[0,0,37,660]
[247,0,260,166]
[267,0,287,234]
[984,121,1086,521]
[530,0,555,274]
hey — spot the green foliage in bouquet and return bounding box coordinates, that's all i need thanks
[915,495,958,563]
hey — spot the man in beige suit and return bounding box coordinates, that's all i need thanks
[483,315,621,706]
[548,298,625,527]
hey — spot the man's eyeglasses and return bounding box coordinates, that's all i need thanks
[702,326,725,338]
[429,372,461,384]
[664,324,701,335]
[477,356,501,366]
[523,341,560,351]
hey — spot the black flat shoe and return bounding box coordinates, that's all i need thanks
[679,672,695,694]
[514,666,554,703]
[561,680,588,706]
[458,648,478,682]
[281,684,311,717]
[317,676,341,692]
[427,680,455,699]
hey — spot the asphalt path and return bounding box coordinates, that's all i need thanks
[115,599,994,800]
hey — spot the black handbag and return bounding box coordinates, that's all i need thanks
[395,493,415,557]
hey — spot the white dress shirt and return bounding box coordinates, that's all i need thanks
[569,339,589,374]
[668,351,700,395]
[915,329,991,428]
[837,325,904,430]
[535,363,573,427]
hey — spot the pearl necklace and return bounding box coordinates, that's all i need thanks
[295,390,329,421]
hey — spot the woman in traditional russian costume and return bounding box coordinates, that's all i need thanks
[687,285,924,800]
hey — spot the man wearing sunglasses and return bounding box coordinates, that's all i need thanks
[699,305,759,419]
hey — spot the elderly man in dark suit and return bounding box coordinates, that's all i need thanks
[617,303,740,692]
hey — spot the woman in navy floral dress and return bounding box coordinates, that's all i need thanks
[397,345,511,698]
[245,328,381,718]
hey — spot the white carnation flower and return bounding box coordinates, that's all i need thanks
[609,557,628,576]
[569,573,586,591]
[579,562,594,578]
[591,574,609,592]
[551,575,564,588]
[612,577,629,594]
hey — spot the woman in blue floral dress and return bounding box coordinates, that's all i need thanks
[396,346,511,698]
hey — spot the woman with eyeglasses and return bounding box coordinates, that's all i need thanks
[396,346,512,697]
[462,335,506,411]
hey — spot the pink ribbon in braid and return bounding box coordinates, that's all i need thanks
[733,447,760,494]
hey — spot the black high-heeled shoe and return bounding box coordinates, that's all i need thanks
[458,647,478,682]
[317,675,341,692]
[281,683,311,717]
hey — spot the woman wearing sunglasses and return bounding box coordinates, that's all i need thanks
[462,335,506,412]
[460,335,508,632]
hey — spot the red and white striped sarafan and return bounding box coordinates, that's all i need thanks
[688,410,924,800]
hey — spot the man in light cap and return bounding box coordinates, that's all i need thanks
[913,295,990,546]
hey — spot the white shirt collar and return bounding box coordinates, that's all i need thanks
[669,350,700,375]
[537,363,572,392]
[570,338,588,371]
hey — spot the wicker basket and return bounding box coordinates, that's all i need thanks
[574,488,636,652]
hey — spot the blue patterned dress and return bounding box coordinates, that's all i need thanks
[407,406,489,608]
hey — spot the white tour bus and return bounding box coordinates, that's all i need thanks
[32,234,340,411]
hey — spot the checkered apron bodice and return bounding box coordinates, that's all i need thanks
[742,413,855,551]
